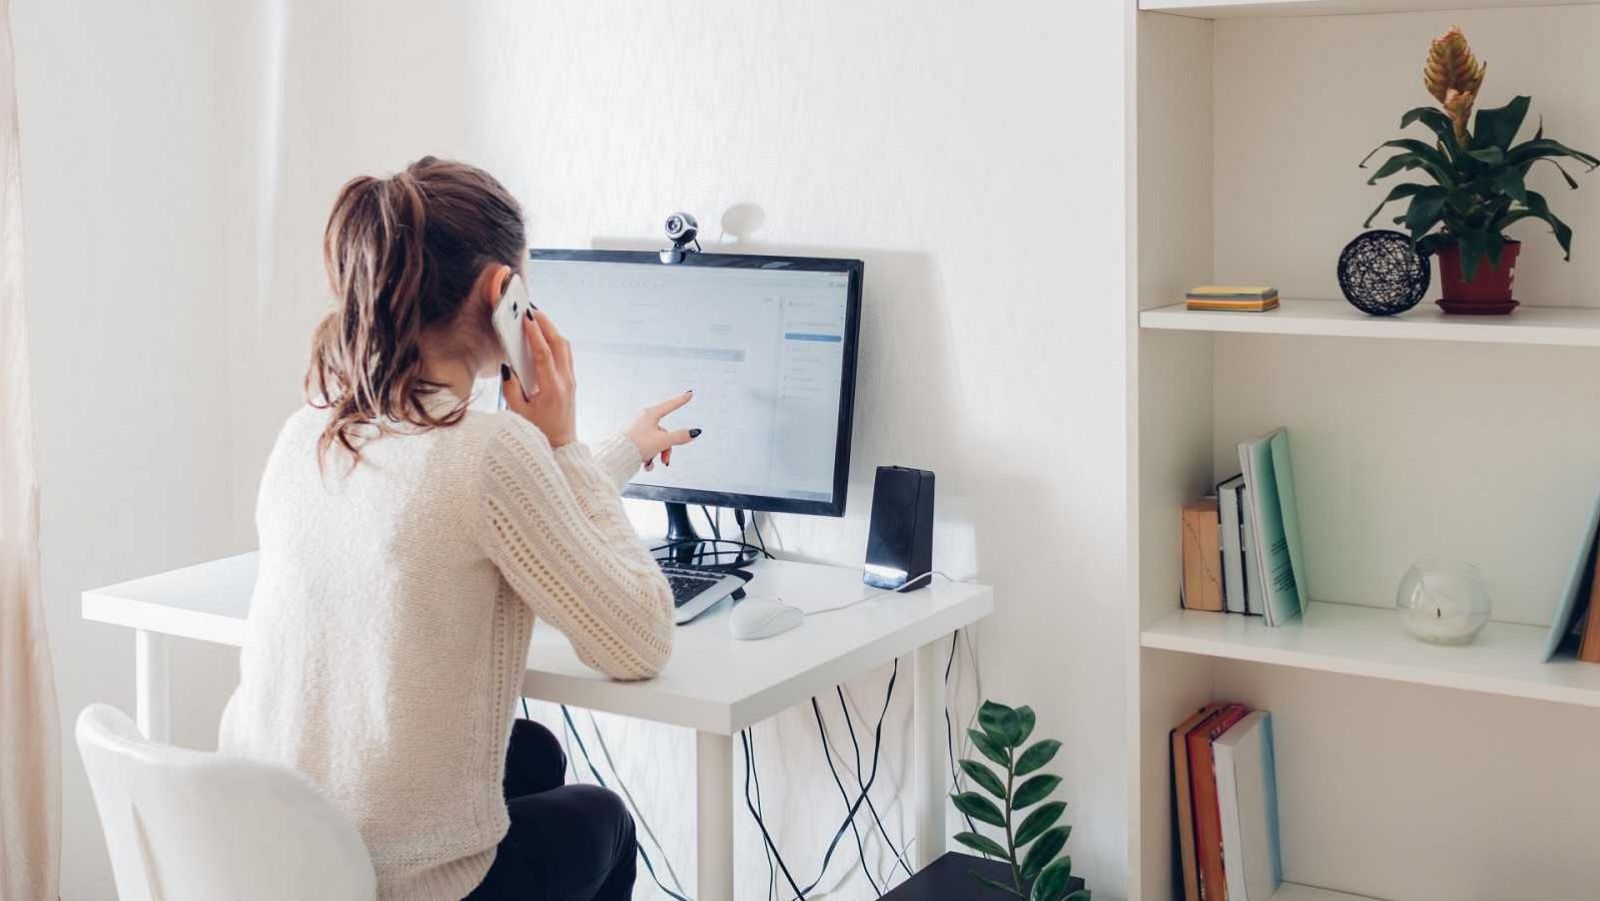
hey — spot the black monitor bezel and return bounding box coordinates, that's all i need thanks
[527,248,863,518]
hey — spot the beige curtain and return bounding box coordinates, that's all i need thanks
[0,0,61,898]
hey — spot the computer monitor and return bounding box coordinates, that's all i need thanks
[526,249,863,542]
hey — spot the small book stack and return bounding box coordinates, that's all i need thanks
[1172,704,1282,901]
[1185,286,1280,313]
[1181,428,1308,626]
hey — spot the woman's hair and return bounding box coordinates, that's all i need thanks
[307,156,525,464]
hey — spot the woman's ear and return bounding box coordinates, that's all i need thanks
[480,263,513,311]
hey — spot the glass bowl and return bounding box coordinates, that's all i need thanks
[1395,559,1491,645]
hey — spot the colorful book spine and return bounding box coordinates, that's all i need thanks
[1189,704,1249,901]
[1187,286,1280,312]
[1172,704,1226,901]
[1187,297,1281,312]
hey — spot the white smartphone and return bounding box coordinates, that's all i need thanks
[493,274,537,401]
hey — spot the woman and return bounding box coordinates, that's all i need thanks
[219,156,693,901]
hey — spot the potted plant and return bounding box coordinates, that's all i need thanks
[950,701,1089,901]
[1362,26,1600,314]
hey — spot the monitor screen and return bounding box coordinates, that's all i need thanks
[527,250,862,516]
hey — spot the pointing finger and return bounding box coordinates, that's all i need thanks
[649,390,694,420]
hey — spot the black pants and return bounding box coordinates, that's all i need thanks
[464,719,638,901]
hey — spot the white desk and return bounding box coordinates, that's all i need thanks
[82,552,993,900]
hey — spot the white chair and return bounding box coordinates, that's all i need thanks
[76,704,376,901]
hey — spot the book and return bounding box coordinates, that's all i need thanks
[1172,704,1225,901]
[1189,704,1249,901]
[1238,428,1307,627]
[1182,497,1223,612]
[1239,486,1259,616]
[1187,286,1279,300]
[1186,297,1281,313]
[1186,286,1280,312]
[1214,711,1283,901]
[1580,546,1600,663]
[1544,485,1600,660]
[1217,476,1247,614]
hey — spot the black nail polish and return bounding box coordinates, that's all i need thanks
[525,309,533,321]
[689,428,702,438]
[500,364,510,382]
[684,388,694,394]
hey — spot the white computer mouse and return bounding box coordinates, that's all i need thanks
[729,598,805,641]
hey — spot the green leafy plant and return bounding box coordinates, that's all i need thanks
[951,700,1087,901]
[1361,26,1600,281]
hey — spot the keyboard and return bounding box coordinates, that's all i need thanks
[660,566,744,624]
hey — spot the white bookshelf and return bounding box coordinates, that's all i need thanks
[1129,3,1600,900]
[1141,299,1600,347]
[1143,602,1600,708]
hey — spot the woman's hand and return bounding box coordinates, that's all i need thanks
[627,392,700,471]
[502,310,577,448]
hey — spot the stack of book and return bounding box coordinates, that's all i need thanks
[1185,286,1280,313]
[1181,428,1308,626]
[1172,704,1282,901]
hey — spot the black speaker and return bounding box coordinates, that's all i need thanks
[864,466,935,592]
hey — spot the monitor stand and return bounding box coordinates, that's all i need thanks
[661,502,757,570]
[662,502,702,566]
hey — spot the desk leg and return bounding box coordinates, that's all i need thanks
[696,731,734,901]
[912,638,948,870]
[135,629,172,742]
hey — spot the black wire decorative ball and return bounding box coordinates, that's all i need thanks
[1337,229,1430,316]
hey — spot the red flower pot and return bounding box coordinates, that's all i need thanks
[1436,239,1520,315]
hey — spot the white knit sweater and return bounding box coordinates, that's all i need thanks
[218,397,675,901]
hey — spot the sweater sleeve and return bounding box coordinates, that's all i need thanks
[476,417,674,681]
[588,433,645,490]
[551,433,641,526]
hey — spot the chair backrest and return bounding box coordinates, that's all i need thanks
[75,704,376,901]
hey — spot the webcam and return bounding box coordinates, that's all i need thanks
[660,211,700,263]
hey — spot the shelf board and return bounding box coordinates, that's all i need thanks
[1141,601,1600,708]
[1139,298,1600,347]
[1272,884,1384,901]
[1141,0,1600,18]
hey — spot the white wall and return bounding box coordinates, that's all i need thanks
[12,3,257,898]
[15,1,1132,897]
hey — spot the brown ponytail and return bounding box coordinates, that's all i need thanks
[307,157,525,466]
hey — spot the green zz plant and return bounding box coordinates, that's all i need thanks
[1362,26,1600,282]
[951,701,1088,901]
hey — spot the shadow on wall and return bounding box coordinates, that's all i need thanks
[588,206,1050,586]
